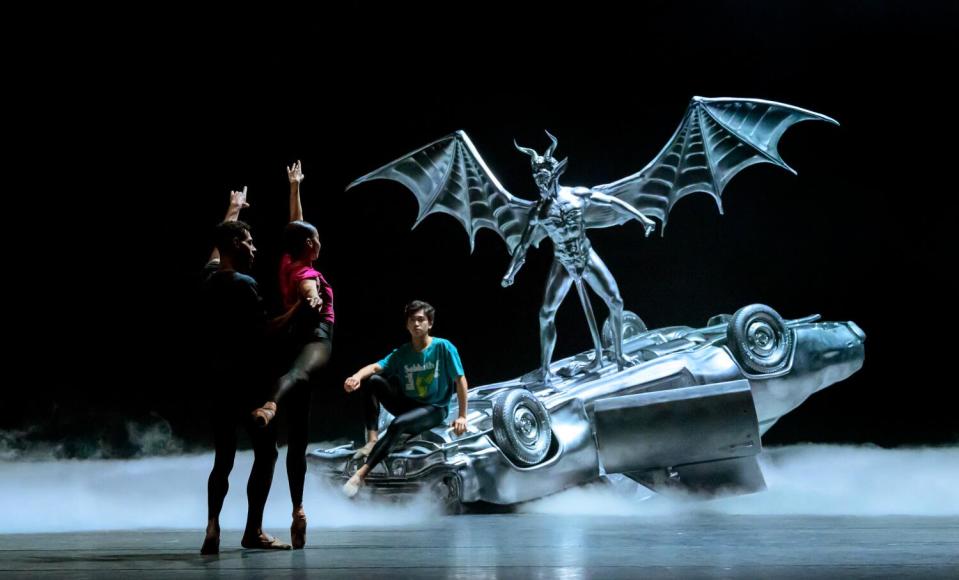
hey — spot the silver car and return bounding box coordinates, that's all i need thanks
[308,304,865,510]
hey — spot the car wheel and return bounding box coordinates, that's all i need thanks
[707,313,732,326]
[601,310,648,349]
[491,389,552,466]
[727,304,793,373]
[431,474,463,514]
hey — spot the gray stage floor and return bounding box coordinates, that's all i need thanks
[1,514,957,578]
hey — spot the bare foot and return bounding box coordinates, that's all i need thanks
[615,354,638,370]
[201,521,220,555]
[342,474,364,498]
[521,367,555,386]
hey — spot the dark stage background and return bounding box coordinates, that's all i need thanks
[11,2,956,457]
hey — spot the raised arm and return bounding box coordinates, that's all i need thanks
[287,160,305,223]
[208,187,249,263]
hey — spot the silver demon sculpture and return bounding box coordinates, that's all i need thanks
[503,134,656,380]
[348,97,837,383]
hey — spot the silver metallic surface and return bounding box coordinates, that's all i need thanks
[591,380,761,475]
[308,305,865,507]
[347,97,837,382]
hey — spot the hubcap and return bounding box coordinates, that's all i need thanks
[513,406,539,444]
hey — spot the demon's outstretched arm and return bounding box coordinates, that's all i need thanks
[589,191,656,237]
[502,212,540,287]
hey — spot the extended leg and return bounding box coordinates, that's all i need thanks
[584,249,635,370]
[538,259,573,383]
[574,279,605,370]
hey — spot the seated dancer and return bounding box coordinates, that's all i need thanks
[199,188,297,554]
[250,161,333,549]
[342,301,468,497]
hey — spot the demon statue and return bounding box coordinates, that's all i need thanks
[347,97,837,383]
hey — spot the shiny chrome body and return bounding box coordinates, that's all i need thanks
[308,311,865,505]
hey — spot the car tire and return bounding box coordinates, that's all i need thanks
[431,474,464,514]
[707,313,732,326]
[727,304,793,373]
[601,310,648,349]
[491,389,552,466]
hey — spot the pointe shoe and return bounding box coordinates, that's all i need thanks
[252,401,277,427]
[240,533,291,550]
[291,508,307,549]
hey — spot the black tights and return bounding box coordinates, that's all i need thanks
[207,409,277,536]
[361,374,445,471]
[273,340,331,508]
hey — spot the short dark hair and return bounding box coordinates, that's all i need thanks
[213,220,251,253]
[283,220,319,257]
[405,300,435,324]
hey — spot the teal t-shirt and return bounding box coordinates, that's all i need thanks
[377,337,464,410]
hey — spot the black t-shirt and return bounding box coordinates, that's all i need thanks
[199,262,268,397]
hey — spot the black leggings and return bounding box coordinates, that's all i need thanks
[273,338,332,509]
[362,374,446,471]
[207,408,278,534]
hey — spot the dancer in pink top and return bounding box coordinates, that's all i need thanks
[252,161,333,550]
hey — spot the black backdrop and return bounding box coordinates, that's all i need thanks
[11,2,956,457]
